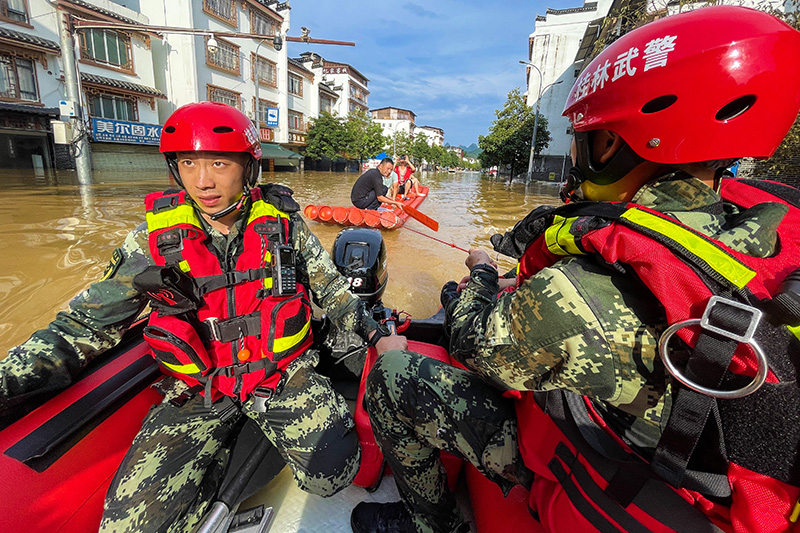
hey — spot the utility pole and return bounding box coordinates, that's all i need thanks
[58,9,92,184]
[520,61,561,182]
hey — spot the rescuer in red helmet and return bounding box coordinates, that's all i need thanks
[352,6,800,532]
[0,101,399,531]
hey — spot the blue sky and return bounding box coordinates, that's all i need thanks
[287,0,576,147]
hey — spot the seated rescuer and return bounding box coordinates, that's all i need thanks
[351,157,404,210]
[351,7,800,533]
[0,102,403,532]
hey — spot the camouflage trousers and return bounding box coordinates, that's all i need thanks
[366,350,532,533]
[99,354,359,533]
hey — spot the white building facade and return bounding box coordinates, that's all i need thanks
[524,0,614,179]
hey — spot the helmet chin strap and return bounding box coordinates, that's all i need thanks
[559,130,644,203]
[207,190,249,221]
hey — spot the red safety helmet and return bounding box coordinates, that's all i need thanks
[160,101,262,188]
[563,5,800,167]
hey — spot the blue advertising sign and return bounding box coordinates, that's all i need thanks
[91,118,162,145]
[266,107,279,127]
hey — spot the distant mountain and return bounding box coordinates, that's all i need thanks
[459,143,482,158]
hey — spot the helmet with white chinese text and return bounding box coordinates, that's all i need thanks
[561,5,800,191]
[160,101,262,189]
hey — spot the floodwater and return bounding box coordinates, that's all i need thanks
[0,168,560,353]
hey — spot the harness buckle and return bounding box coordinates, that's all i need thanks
[700,295,762,343]
[252,387,273,412]
[205,317,221,342]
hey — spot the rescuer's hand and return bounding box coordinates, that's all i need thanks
[374,333,408,355]
[465,248,497,271]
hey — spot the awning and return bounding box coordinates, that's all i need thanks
[261,143,304,159]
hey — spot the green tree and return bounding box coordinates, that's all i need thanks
[387,130,413,158]
[304,112,347,165]
[410,132,432,165]
[343,109,386,165]
[428,144,446,168]
[478,88,550,176]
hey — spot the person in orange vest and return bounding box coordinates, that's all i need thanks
[391,155,423,199]
[351,6,800,533]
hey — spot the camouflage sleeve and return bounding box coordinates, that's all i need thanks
[1,223,153,403]
[292,214,376,334]
[446,256,663,402]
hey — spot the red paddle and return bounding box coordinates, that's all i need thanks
[401,205,439,232]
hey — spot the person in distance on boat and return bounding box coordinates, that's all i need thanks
[391,155,423,199]
[351,157,405,210]
[351,7,800,533]
[0,102,403,532]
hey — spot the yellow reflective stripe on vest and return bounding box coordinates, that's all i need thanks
[248,198,290,225]
[273,320,310,353]
[545,216,585,256]
[146,202,202,232]
[160,360,201,375]
[621,208,756,289]
[788,324,800,343]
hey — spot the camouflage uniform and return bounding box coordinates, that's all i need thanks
[1,189,371,531]
[366,175,786,533]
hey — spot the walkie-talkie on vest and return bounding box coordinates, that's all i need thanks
[271,243,297,296]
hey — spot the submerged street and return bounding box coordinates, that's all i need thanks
[0,169,560,352]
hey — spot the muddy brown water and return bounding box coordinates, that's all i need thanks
[0,169,560,353]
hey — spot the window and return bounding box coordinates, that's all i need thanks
[252,54,276,87]
[251,10,277,36]
[320,95,334,114]
[288,73,303,97]
[288,110,304,132]
[206,37,240,75]
[1,0,28,23]
[0,53,38,101]
[256,98,277,126]
[208,84,241,109]
[81,29,132,70]
[88,93,136,121]
[203,0,236,26]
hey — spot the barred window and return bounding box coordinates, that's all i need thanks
[0,53,37,101]
[208,84,240,109]
[206,37,240,75]
[288,110,304,131]
[257,98,277,126]
[253,54,276,87]
[288,73,302,97]
[1,0,28,23]
[81,29,132,70]
[203,0,236,25]
[88,92,137,121]
[251,10,277,36]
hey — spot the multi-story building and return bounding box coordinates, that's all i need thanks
[141,0,303,168]
[523,0,613,179]
[321,59,368,117]
[371,106,415,148]
[0,0,61,172]
[1,0,367,174]
[417,125,444,147]
[1,0,165,172]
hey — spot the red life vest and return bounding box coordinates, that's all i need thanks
[395,165,412,184]
[505,179,800,532]
[142,187,313,402]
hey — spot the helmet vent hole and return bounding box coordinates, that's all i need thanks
[641,95,677,114]
[163,126,176,133]
[715,95,756,121]
[212,126,235,133]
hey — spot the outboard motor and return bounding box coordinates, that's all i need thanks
[332,227,388,307]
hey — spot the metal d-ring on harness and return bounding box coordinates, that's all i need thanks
[658,295,768,399]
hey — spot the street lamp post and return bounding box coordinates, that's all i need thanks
[520,61,562,181]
